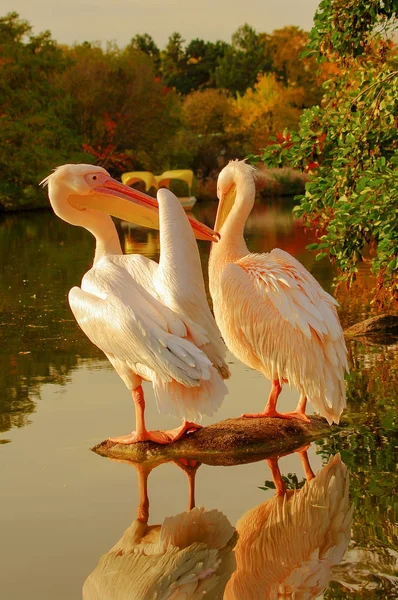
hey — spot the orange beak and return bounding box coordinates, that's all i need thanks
[92,177,220,242]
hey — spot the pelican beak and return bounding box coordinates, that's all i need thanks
[70,177,220,242]
[214,184,236,231]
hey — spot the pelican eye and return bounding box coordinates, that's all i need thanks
[92,175,97,181]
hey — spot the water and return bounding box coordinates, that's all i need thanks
[0,199,396,599]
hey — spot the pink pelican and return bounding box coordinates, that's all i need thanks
[209,160,348,424]
[42,164,229,444]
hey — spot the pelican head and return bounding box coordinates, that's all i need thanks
[215,160,258,231]
[41,163,219,242]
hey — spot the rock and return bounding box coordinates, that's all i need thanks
[344,314,398,344]
[91,415,343,467]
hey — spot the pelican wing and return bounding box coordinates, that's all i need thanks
[69,259,213,388]
[240,249,342,341]
[220,249,348,423]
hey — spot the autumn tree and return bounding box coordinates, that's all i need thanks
[172,88,243,176]
[231,73,303,152]
[182,88,234,135]
[61,43,181,173]
[253,0,398,305]
[266,26,323,107]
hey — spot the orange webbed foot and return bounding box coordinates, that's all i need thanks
[109,420,202,445]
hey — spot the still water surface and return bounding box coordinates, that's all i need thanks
[0,198,396,599]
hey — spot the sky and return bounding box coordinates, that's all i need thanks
[3,0,321,48]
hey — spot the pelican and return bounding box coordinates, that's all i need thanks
[224,452,353,599]
[83,460,237,599]
[209,159,348,424]
[42,164,229,444]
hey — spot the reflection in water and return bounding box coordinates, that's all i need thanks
[0,211,102,434]
[225,451,352,599]
[83,459,237,599]
[332,545,398,596]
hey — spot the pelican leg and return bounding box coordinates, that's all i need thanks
[296,446,315,481]
[136,463,151,523]
[174,458,201,510]
[243,383,310,422]
[281,394,311,423]
[109,386,202,445]
[242,379,288,418]
[266,456,286,496]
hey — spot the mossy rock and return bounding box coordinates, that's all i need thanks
[345,314,398,345]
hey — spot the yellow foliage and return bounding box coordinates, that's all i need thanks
[229,74,302,152]
[182,89,235,135]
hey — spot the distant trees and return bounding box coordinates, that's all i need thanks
[215,24,271,95]
[0,12,329,209]
[231,74,303,152]
[182,89,234,135]
[160,33,228,94]
[60,43,181,172]
[128,33,160,71]
[267,26,323,107]
[0,12,86,208]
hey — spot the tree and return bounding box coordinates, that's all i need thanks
[180,39,228,93]
[231,74,303,152]
[128,33,160,71]
[215,24,270,95]
[0,12,87,209]
[252,1,398,305]
[266,26,323,107]
[182,88,234,135]
[161,32,185,89]
[61,43,181,173]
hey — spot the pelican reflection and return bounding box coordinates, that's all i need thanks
[225,448,352,599]
[83,459,237,599]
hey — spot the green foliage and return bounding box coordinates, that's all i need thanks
[215,24,270,95]
[128,33,160,71]
[252,1,398,304]
[259,473,306,491]
[0,12,88,209]
[308,0,398,59]
[161,34,228,94]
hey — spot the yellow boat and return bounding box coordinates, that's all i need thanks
[121,169,197,210]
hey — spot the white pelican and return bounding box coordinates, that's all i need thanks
[42,164,229,444]
[209,160,348,424]
[83,460,237,599]
[224,452,353,599]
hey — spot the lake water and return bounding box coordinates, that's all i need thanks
[0,198,396,599]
